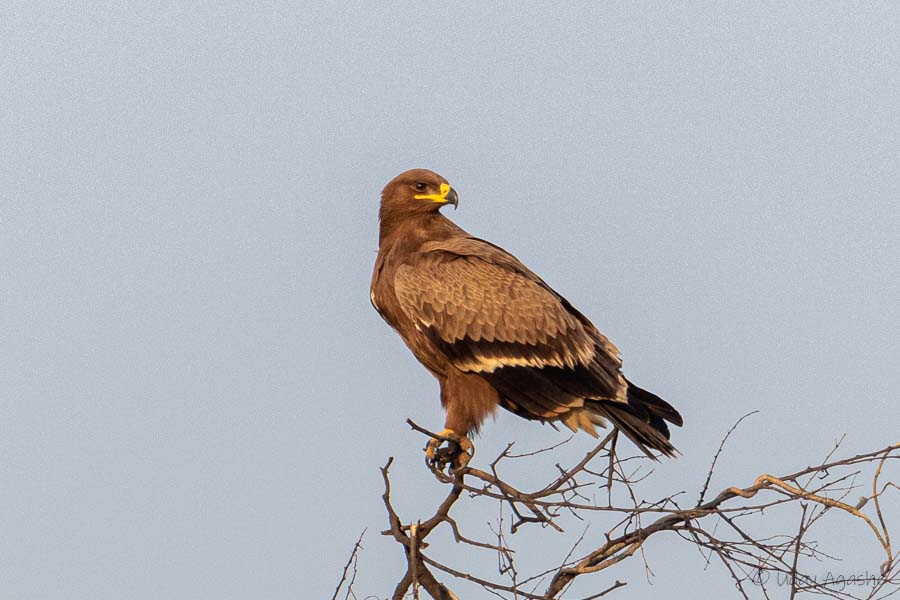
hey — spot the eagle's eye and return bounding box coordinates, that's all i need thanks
[413,182,427,192]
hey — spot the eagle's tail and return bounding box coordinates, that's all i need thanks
[588,379,684,460]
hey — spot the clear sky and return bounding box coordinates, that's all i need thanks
[1,3,898,599]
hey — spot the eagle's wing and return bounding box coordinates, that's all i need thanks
[394,237,626,418]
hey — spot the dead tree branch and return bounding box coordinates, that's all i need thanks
[332,529,366,600]
[371,423,899,599]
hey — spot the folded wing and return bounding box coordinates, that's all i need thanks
[394,237,627,420]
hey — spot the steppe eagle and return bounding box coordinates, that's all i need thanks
[370,169,682,469]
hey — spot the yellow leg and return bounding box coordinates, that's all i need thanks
[425,429,474,471]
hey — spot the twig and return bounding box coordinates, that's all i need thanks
[697,411,759,507]
[331,529,366,600]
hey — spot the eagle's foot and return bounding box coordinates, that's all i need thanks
[425,429,473,472]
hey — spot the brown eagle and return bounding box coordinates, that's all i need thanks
[370,169,682,469]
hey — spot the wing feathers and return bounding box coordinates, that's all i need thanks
[394,237,627,415]
[486,366,582,417]
[395,255,603,371]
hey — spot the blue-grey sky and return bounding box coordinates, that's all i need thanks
[2,3,898,599]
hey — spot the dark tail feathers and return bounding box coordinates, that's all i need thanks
[590,379,683,459]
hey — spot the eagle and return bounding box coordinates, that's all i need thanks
[370,169,682,470]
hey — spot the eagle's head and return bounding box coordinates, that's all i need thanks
[380,169,459,217]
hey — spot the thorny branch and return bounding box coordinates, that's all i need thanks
[365,420,899,599]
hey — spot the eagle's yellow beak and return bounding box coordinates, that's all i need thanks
[415,183,459,209]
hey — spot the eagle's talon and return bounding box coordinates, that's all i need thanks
[425,429,473,472]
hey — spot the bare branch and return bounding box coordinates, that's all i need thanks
[697,411,759,506]
[332,529,366,600]
[368,427,899,599]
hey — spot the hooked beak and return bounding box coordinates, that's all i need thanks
[414,182,459,209]
[445,187,459,209]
